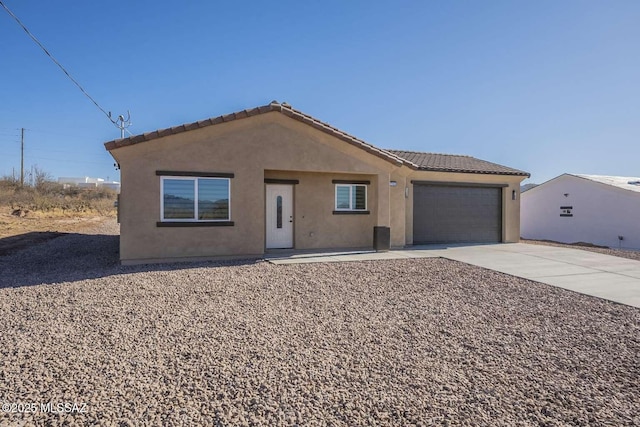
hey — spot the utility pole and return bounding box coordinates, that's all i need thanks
[20,127,24,187]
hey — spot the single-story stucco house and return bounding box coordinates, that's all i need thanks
[104,101,529,264]
[521,173,640,249]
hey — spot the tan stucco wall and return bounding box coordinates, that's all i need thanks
[389,169,410,247]
[109,111,527,263]
[405,170,525,244]
[265,171,377,249]
[111,112,396,262]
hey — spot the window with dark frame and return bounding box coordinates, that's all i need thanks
[161,177,230,222]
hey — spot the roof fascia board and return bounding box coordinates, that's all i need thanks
[417,167,529,177]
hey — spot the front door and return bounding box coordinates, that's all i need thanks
[266,184,294,249]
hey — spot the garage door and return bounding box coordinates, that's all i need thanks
[413,184,502,244]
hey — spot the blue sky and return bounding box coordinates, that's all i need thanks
[1,1,638,184]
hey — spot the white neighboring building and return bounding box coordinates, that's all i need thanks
[521,174,640,249]
[99,182,121,192]
[58,177,120,192]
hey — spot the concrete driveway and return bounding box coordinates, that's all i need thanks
[430,243,640,308]
[268,243,640,308]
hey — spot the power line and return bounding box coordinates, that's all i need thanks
[0,1,130,133]
[28,128,100,137]
[25,147,102,154]
[23,156,111,166]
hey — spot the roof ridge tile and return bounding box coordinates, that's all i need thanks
[387,149,472,158]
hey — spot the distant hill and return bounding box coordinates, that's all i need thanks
[521,183,538,192]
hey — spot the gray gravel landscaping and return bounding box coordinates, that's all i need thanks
[0,220,639,426]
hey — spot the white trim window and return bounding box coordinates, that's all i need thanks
[161,177,230,222]
[335,184,367,211]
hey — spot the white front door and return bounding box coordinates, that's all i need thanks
[266,184,294,249]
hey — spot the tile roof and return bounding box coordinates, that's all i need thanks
[104,101,529,176]
[387,150,530,176]
[573,174,640,193]
[104,101,408,167]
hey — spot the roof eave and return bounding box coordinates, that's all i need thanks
[417,167,530,177]
[103,101,408,168]
[103,103,280,151]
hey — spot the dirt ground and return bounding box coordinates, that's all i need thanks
[0,207,115,256]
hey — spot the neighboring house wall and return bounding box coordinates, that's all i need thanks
[521,174,640,249]
[58,177,120,192]
[99,182,121,192]
[112,112,397,262]
[58,177,104,185]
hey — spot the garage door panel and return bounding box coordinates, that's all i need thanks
[413,185,502,244]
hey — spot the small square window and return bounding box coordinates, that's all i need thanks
[335,184,367,211]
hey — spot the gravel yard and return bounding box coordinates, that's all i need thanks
[1,220,639,426]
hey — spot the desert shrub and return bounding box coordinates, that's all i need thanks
[0,174,20,189]
[33,166,53,192]
[7,186,35,210]
[83,186,117,200]
[91,197,117,216]
[0,169,117,216]
[0,175,21,205]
